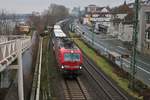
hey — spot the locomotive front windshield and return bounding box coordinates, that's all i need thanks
[64,53,80,62]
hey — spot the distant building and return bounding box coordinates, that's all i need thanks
[83,5,111,33]
[109,1,134,42]
[72,7,81,17]
[32,11,40,16]
[85,5,97,13]
[128,0,148,8]
[137,3,150,54]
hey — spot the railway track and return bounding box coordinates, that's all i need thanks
[62,77,90,100]
[61,19,129,100]
[83,55,128,100]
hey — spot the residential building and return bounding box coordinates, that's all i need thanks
[109,1,134,42]
[83,5,111,33]
[109,1,150,54]
[137,3,150,54]
[118,22,133,42]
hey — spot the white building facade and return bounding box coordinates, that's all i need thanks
[137,3,150,54]
[83,5,111,33]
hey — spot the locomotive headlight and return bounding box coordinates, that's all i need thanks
[71,50,74,53]
[61,66,64,69]
[79,66,82,69]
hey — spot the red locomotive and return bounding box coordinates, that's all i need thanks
[52,25,83,76]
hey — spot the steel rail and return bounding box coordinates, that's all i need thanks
[83,55,128,100]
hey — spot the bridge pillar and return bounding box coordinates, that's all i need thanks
[17,39,24,100]
[0,70,10,88]
[0,72,4,88]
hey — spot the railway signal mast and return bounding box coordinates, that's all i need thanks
[130,0,139,89]
[91,20,95,45]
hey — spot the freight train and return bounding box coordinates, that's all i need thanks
[52,24,83,76]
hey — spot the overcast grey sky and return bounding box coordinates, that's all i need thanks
[0,0,135,14]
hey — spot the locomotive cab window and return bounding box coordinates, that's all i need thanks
[64,53,80,61]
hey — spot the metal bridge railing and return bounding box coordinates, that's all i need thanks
[0,36,31,72]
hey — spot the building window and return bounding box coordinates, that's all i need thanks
[146,31,150,49]
[146,12,150,23]
[148,32,150,39]
[87,8,90,12]
[147,32,150,49]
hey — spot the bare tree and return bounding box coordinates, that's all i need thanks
[47,4,69,25]
[0,9,17,35]
[28,4,69,33]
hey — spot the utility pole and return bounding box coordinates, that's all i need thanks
[130,0,139,89]
[91,21,95,45]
